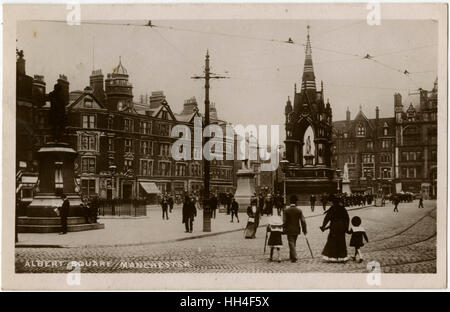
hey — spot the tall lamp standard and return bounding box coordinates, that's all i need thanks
[109,165,117,216]
[279,159,289,205]
[191,50,229,232]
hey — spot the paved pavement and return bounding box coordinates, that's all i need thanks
[16,202,339,248]
[15,200,436,273]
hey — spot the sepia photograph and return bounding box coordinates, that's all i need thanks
[1,2,447,290]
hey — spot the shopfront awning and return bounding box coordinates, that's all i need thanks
[139,182,161,194]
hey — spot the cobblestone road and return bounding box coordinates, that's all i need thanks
[15,200,437,273]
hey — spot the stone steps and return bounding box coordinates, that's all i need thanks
[18,216,87,225]
[18,222,105,233]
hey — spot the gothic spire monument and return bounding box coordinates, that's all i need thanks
[283,26,338,204]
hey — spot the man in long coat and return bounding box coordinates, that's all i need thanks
[59,194,70,235]
[283,195,307,262]
[182,195,197,233]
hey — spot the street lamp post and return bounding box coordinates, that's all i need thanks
[280,159,289,205]
[191,50,229,232]
[109,165,117,216]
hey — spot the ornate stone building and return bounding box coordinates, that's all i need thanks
[394,80,438,198]
[283,26,337,204]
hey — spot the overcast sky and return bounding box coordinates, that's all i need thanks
[18,19,438,139]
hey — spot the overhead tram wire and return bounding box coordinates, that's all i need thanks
[37,19,434,85]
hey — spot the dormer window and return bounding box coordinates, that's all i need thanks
[117,101,123,111]
[357,124,366,137]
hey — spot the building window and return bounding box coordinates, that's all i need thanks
[159,143,171,156]
[124,119,133,132]
[124,139,133,153]
[409,152,416,161]
[81,157,96,173]
[347,155,356,164]
[362,168,374,178]
[154,122,170,136]
[408,168,416,178]
[140,121,151,134]
[81,179,96,196]
[383,128,388,136]
[380,154,391,163]
[80,134,97,151]
[140,159,153,176]
[140,140,151,155]
[357,124,365,137]
[176,163,187,176]
[83,98,93,108]
[82,115,96,128]
[363,154,374,164]
[381,168,391,179]
[190,163,201,176]
[382,139,391,149]
[107,117,114,129]
[347,141,355,149]
[158,161,171,176]
[108,137,114,152]
[366,141,373,150]
[124,159,133,170]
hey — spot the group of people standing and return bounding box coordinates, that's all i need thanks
[159,193,175,220]
[250,193,370,263]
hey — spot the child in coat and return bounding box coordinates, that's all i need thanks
[266,216,283,262]
[347,216,369,263]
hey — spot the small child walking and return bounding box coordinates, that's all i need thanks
[347,216,369,263]
[266,216,283,262]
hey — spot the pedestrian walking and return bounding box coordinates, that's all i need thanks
[320,194,350,262]
[210,193,218,218]
[264,194,274,216]
[310,194,316,212]
[161,195,169,220]
[226,192,232,215]
[321,193,328,212]
[266,216,283,262]
[258,193,265,216]
[347,216,369,263]
[230,197,240,223]
[282,195,307,263]
[393,195,400,213]
[168,194,174,213]
[418,195,424,208]
[245,204,259,239]
[59,194,70,235]
[182,195,197,233]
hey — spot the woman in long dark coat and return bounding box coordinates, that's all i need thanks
[320,195,350,262]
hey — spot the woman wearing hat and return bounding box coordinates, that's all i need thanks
[320,194,350,262]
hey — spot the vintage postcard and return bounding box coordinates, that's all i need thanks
[1,2,447,290]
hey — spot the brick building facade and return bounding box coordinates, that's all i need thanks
[332,79,438,198]
[17,54,236,203]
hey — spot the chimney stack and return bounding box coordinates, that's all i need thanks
[346,107,350,122]
[57,74,70,107]
[376,106,379,119]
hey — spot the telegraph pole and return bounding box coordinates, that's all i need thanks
[191,50,228,232]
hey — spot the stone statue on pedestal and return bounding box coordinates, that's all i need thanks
[49,84,66,142]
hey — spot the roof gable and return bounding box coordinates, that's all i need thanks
[67,92,106,111]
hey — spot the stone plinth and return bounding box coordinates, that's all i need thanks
[233,169,255,211]
[342,181,351,194]
[21,142,104,233]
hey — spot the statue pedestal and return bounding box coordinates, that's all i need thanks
[304,154,314,167]
[21,142,104,233]
[342,180,351,194]
[234,169,255,212]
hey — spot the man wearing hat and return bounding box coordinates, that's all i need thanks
[283,195,307,263]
